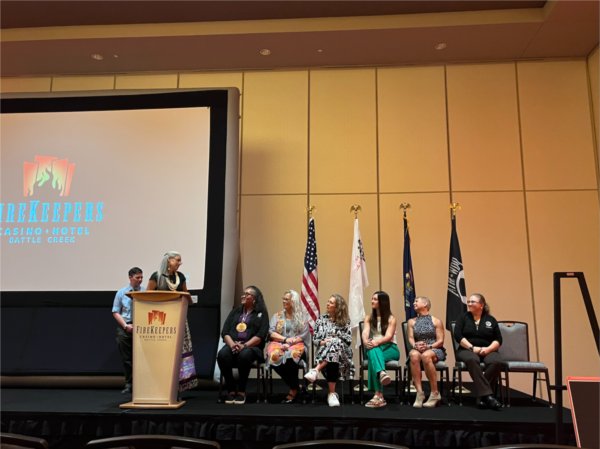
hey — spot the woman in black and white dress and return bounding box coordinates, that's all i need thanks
[304,294,353,407]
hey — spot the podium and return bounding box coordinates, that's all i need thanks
[120,290,191,409]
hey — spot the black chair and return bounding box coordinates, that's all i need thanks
[273,440,410,449]
[400,320,449,404]
[497,321,552,407]
[85,435,220,449]
[0,433,48,449]
[357,320,401,404]
[449,321,502,406]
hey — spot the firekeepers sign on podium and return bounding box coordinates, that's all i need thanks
[136,310,177,341]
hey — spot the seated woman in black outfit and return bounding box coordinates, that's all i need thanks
[217,285,269,405]
[454,292,503,410]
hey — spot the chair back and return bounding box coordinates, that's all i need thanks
[449,321,461,354]
[358,320,366,363]
[273,439,409,449]
[85,435,220,449]
[0,433,48,449]
[400,321,411,355]
[497,321,529,361]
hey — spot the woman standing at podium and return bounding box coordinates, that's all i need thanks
[147,250,199,392]
[218,285,270,404]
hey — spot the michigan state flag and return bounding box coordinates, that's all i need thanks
[445,214,467,330]
[403,215,417,321]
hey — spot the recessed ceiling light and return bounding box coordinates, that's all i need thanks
[317,49,324,53]
[434,43,447,51]
[91,53,104,60]
[259,48,271,56]
[112,54,119,59]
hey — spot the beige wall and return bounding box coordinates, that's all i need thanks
[587,46,599,190]
[2,58,599,401]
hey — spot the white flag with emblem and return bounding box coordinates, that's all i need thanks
[349,217,369,330]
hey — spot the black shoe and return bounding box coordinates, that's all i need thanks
[480,395,502,410]
[486,395,502,410]
[224,393,236,404]
[281,394,297,404]
[233,393,246,405]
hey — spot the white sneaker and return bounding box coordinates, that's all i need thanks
[327,392,340,407]
[304,368,318,383]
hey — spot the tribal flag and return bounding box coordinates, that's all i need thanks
[349,217,369,330]
[301,217,319,330]
[446,214,467,330]
[403,214,417,321]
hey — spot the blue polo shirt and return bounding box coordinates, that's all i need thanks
[112,284,145,323]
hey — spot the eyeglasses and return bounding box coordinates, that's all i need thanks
[242,292,255,298]
[466,300,480,304]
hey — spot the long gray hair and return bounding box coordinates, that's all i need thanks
[285,289,305,332]
[156,250,181,290]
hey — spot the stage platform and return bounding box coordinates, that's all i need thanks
[0,382,575,449]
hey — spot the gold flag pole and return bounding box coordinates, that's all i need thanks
[450,202,461,217]
[307,205,316,219]
[350,204,361,218]
[399,202,411,219]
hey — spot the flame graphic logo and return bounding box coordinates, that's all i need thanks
[148,310,167,325]
[23,155,75,197]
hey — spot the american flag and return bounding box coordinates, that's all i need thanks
[301,217,319,330]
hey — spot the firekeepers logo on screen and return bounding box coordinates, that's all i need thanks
[136,309,177,341]
[24,155,76,197]
[0,154,104,245]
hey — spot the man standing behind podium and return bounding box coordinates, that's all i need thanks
[112,267,144,394]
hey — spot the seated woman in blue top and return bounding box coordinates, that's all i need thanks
[217,285,269,405]
[407,296,446,408]
[361,291,399,408]
[454,292,503,410]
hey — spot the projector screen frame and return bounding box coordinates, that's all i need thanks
[1,89,234,307]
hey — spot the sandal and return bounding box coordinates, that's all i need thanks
[365,396,387,408]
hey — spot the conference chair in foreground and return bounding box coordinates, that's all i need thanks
[85,435,220,449]
[272,440,409,449]
[0,433,48,449]
[478,444,587,449]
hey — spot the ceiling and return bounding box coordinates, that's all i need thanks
[1,0,598,77]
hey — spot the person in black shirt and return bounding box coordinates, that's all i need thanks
[147,251,199,392]
[454,293,503,410]
[217,285,269,404]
